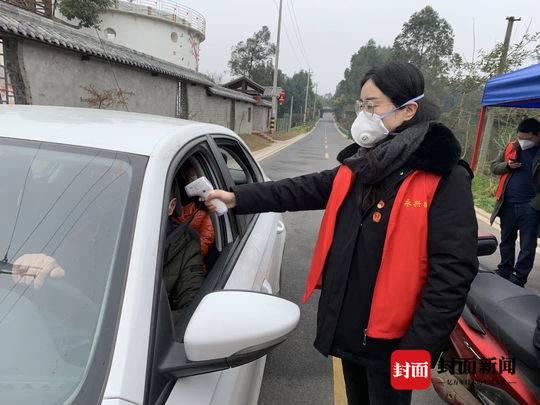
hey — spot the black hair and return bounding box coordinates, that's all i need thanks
[360,61,440,131]
[517,118,540,134]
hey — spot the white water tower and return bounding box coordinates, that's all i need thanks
[87,0,205,71]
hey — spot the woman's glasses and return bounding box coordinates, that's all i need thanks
[355,100,376,117]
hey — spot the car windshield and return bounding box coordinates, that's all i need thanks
[0,138,145,404]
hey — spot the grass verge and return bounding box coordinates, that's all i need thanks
[271,124,313,141]
[240,124,314,152]
[472,174,497,213]
[239,134,273,152]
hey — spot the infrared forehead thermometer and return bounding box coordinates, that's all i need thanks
[185,176,228,216]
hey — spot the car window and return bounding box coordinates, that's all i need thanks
[215,141,263,231]
[220,149,251,186]
[0,138,145,405]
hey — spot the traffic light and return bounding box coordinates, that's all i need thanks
[278,90,285,105]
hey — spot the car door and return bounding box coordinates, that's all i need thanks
[145,135,283,405]
[202,135,286,405]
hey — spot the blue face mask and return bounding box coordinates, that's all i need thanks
[351,94,425,148]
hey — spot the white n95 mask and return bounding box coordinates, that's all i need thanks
[518,139,536,150]
[351,111,390,148]
[350,94,424,148]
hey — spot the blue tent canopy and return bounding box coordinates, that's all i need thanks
[481,63,540,108]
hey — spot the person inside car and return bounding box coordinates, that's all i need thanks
[164,179,206,321]
[177,162,215,259]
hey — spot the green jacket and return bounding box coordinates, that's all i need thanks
[163,218,205,322]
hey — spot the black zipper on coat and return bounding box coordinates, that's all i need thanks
[357,169,411,349]
[363,328,368,346]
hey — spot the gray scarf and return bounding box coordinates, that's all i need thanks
[343,121,430,185]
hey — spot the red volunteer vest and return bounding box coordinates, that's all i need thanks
[495,143,518,201]
[303,165,441,339]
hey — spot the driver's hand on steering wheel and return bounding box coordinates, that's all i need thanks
[12,254,66,289]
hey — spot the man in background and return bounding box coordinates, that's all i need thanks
[491,118,540,287]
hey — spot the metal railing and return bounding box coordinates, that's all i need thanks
[113,0,205,37]
[3,0,53,17]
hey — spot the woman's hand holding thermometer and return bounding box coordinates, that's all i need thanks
[185,176,234,216]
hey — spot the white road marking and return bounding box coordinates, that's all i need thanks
[325,152,329,159]
[333,357,347,405]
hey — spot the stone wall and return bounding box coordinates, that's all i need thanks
[20,41,177,116]
[4,37,270,133]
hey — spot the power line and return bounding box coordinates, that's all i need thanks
[3,143,42,263]
[9,152,101,261]
[271,0,302,68]
[286,0,311,70]
[94,28,129,112]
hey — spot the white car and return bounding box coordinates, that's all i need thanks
[0,105,299,405]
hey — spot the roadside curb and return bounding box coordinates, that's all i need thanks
[253,123,317,162]
[475,206,499,230]
[332,116,349,140]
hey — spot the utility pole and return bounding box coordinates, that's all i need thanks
[270,0,283,134]
[288,95,294,131]
[303,70,310,123]
[312,84,318,120]
[477,16,521,171]
[498,16,521,74]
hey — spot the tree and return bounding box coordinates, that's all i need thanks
[80,85,133,109]
[279,70,315,121]
[228,26,276,79]
[250,61,274,86]
[57,0,113,29]
[336,39,391,99]
[205,71,226,84]
[332,39,391,131]
[447,31,540,163]
[247,61,288,87]
[392,6,454,79]
[477,32,540,78]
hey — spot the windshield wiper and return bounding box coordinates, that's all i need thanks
[0,261,13,275]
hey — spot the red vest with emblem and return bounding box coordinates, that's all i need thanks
[495,143,518,201]
[303,165,442,339]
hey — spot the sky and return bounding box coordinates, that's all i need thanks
[180,0,540,95]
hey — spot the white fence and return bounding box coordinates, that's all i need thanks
[113,0,205,37]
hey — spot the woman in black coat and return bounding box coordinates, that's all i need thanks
[206,62,478,405]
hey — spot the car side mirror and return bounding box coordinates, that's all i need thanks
[159,290,300,378]
[477,233,498,257]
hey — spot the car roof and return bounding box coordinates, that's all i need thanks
[0,105,238,156]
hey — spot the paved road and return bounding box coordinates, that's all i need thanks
[257,114,452,404]
[476,217,540,293]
